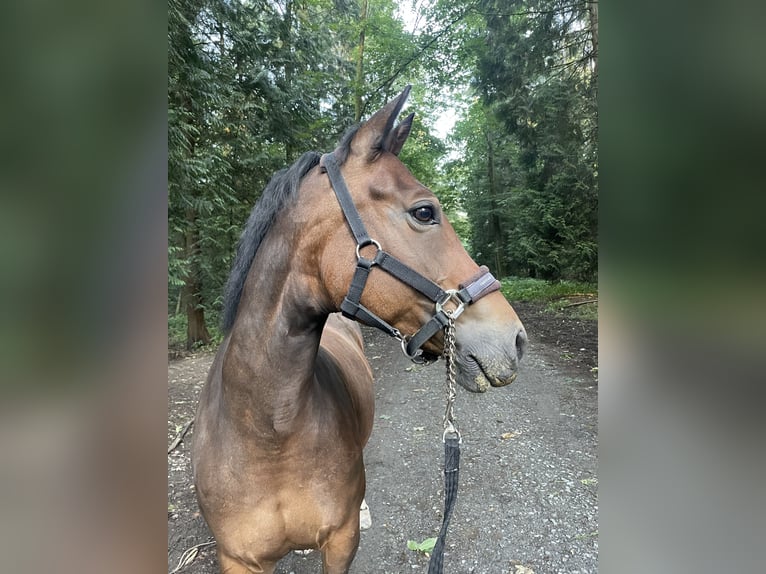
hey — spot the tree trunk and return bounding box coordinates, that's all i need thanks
[178,88,212,350]
[282,0,295,162]
[588,0,598,77]
[183,207,211,350]
[485,131,506,278]
[354,0,369,123]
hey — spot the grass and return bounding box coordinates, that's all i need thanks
[500,277,597,301]
[501,277,598,320]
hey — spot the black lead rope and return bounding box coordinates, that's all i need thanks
[427,312,461,573]
[428,435,460,574]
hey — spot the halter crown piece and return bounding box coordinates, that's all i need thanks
[321,152,500,363]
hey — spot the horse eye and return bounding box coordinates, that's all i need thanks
[411,205,435,223]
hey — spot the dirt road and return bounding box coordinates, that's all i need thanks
[168,304,598,573]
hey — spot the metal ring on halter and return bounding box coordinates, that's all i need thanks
[435,289,466,320]
[355,239,382,261]
[400,336,428,364]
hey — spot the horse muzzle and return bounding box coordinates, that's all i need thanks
[454,324,528,393]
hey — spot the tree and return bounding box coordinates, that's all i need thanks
[168,0,222,347]
[167,0,599,349]
[442,0,598,280]
[168,0,365,348]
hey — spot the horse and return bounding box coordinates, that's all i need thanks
[191,86,527,574]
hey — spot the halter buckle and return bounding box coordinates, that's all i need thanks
[435,289,466,320]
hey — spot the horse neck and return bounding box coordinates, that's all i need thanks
[221,223,329,434]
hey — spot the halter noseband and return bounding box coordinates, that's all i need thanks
[321,152,500,364]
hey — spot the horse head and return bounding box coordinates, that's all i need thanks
[300,86,527,392]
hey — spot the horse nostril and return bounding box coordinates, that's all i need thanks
[515,328,528,361]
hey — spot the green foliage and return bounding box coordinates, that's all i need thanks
[407,536,437,553]
[168,0,364,345]
[398,119,445,188]
[168,313,189,348]
[501,277,596,302]
[443,0,598,282]
[168,0,454,348]
[167,0,598,346]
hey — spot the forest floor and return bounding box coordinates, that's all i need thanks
[168,301,598,574]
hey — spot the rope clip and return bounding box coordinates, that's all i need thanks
[442,420,462,443]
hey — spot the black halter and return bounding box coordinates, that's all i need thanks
[321,152,500,363]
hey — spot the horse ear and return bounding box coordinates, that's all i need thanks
[351,85,412,160]
[383,112,414,156]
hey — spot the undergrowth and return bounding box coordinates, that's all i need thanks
[501,277,596,301]
[501,277,598,320]
[168,313,223,353]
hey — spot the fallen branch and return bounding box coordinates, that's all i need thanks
[551,293,596,301]
[561,299,598,308]
[168,419,194,454]
[170,539,215,574]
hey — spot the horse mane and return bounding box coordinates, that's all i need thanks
[221,125,361,333]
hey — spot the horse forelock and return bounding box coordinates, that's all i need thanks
[333,124,361,164]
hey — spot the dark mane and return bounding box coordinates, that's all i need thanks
[221,151,319,332]
[221,125,361,333]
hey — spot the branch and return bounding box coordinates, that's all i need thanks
[170,539,216,574]
[362,8,472,116]
[547,54,592,72]
[561,298,597,308]
[168,419,194,454]
[480,4,588,18]
[555,35,593,54]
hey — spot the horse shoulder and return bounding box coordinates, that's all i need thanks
[317,315,375,446]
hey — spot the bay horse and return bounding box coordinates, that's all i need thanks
[192,86,527,574]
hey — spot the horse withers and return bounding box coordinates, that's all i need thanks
[192,86,527,574]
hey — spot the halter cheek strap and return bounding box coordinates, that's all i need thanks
[321,152,500,363]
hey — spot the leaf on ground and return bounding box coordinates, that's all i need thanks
[501,431,521,440]
[407,537,437,553]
